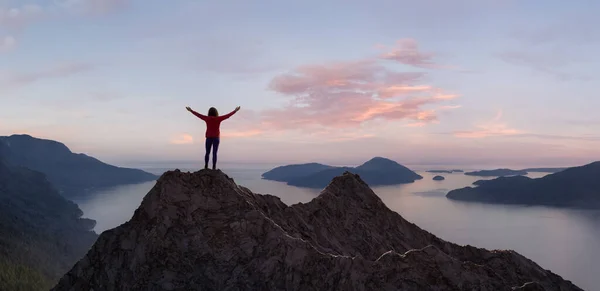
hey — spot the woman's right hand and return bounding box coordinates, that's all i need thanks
[235,106,241,112]
[186,106,192,112]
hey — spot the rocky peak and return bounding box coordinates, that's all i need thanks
[52,170,582,291]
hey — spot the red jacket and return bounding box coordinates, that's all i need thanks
[190,109,237,138]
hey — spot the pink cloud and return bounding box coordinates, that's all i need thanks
[264,42,459,132]
[380,38,437,68]
[221,129,263,138]
[212,39,460,141]
[170,134,194,145]
[454,110,523,138]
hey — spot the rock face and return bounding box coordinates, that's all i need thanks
[448,161,600,208]
[0,134,157,198]
[53,170,581,291]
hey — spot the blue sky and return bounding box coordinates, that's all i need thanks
[1,0,599,167]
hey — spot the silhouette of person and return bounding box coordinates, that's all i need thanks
[186,105,240,170]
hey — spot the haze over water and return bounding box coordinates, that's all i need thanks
[74,164,600,291]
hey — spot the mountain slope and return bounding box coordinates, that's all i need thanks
[447,161,600,208]
[0,150,97,287]
[0,134,157,198]
[53,170,580,290]
[264,157,422,188]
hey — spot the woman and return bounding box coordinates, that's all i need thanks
[186,105,241,170]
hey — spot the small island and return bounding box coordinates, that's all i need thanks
[447,161,600,208]
[432,175,445,181]
[427,169,463,174]
[464,168,528,177]
[262,157,422,188]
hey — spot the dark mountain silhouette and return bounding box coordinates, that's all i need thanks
[433,175,445,181]
[0,146,97,289]
[0,134,157,198]
[464,167,566,178]
[261,163,334,182]
[52,170,581,290]
[263,157,422,188]
[447,161,600,208]
[522,167,567,173]
[465,168,528,177]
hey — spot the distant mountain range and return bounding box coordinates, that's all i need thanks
[464,169,528,177]
[426,169,463,173]
[0,134,157,198]
[464,167,567,177]
[262,157,422,188]
[0,143,97,289]
[447,161,600,208]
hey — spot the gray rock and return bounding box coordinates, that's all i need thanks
[52,170,582,291]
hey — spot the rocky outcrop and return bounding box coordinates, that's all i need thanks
[52,170,581,291]
[433,175,445,181]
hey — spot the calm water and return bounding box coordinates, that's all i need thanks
[74,166,600,291]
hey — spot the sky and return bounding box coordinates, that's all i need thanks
[1,0,599,168]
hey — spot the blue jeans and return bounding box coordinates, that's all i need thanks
[205,137,220,169]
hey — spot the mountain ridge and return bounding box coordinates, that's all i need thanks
[0,151,98,287]
[447,161,600,208]
[0,134,158,198]
[53,169,581,290]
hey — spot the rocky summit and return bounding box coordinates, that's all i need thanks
[52,170,582,291]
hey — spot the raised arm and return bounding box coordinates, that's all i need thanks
[186,106,207,121]
[217,106,241,121]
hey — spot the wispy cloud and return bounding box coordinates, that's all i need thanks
[454,110,523,138]
[0,62,94,89]
[497,50,589,81]
[453,110,600,142]
[0,35,16,52]
[170,134,194,145]
[56,0,130,15]
[0,4,43,29]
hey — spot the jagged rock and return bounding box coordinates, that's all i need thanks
[52,170,582,291]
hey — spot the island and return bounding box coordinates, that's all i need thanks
[0,134,158,198]
[447,161,600,208]
[464,168,528,177]
[427,169,463,174]
[432,175,445,181]
[262,157,422,188]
